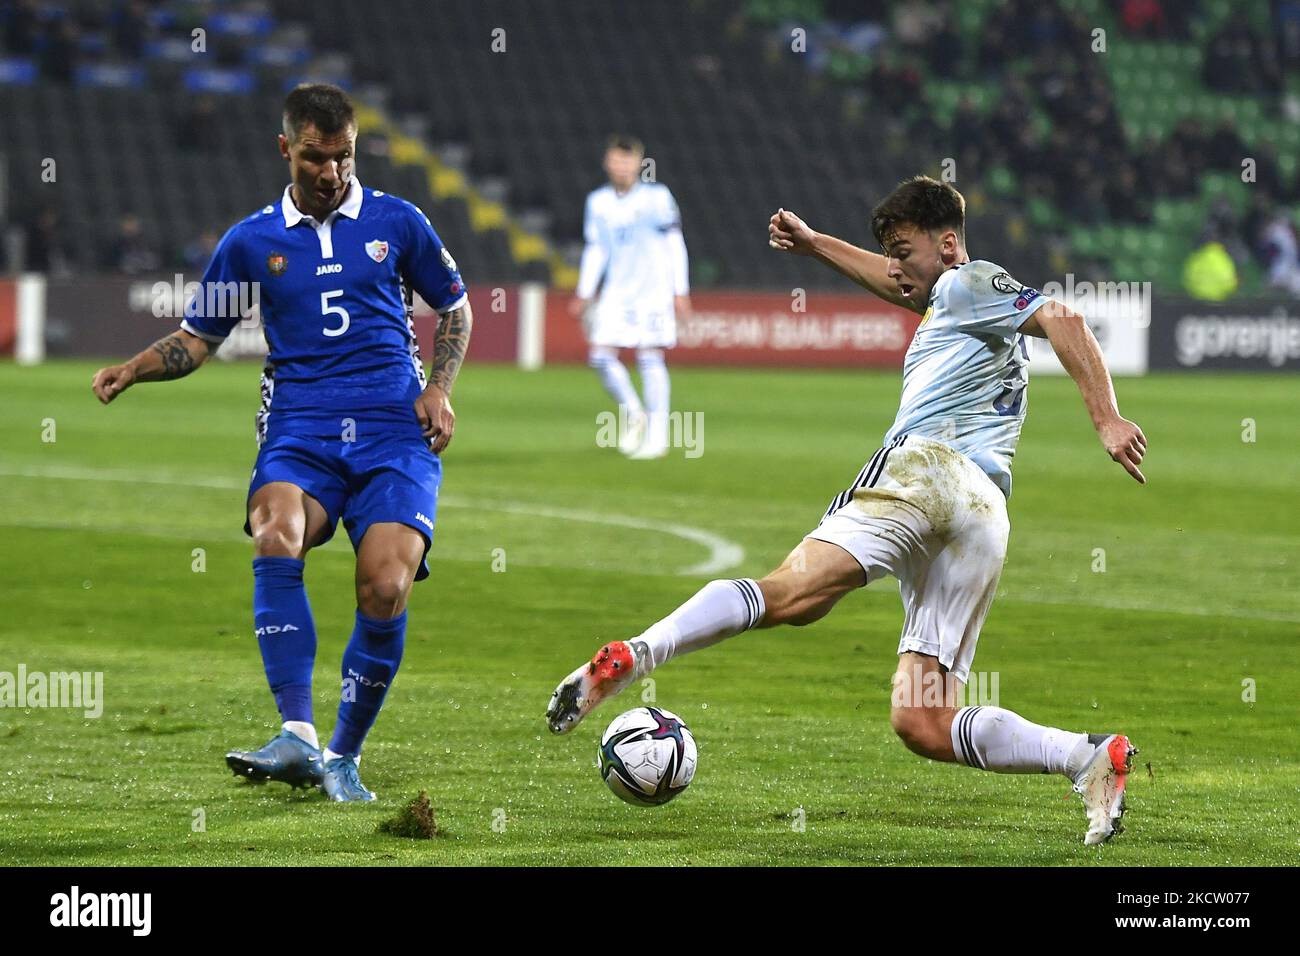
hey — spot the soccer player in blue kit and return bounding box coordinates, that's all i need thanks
[91,85,473,802]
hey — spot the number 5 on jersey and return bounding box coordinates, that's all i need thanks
[322,289,350,337]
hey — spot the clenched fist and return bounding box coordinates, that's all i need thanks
[92,364,136,404]
[768,208,817,255]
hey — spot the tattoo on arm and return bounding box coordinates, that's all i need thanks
[430,304,472,392]
[151,333,199,380]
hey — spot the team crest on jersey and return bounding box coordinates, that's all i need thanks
[267,252,287,276]
[365,240,389,263]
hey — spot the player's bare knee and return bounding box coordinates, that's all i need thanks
[890,706,950,758]
[251,519,305,558]
[356,568,412,619]
[890,707,933,755]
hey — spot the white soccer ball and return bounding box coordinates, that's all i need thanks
[598,706,697,806]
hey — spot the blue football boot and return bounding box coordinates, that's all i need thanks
[225,730,324,790]
[320,754,376,802]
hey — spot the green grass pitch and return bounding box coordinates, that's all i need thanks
[0,359,1296,865]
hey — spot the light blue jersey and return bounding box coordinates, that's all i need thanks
[883,260,1048,498]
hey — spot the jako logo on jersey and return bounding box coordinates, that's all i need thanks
[365,240,389,263]
[267,253,287,276]
[255,624,300,637]
[414,512,434,531]
[316,263,343,275]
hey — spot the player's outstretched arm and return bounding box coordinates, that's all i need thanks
[91,330,216,405]
[1021,301,1147,484]
[414,300,474,454]
[767,208,921,314]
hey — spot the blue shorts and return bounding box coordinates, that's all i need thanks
[244,422,441,581]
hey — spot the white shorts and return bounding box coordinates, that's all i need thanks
[806,434,1009,683]
[587,300,676,350]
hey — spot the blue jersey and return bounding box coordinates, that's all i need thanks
[181,178,467,442]
[883,260,1048,498]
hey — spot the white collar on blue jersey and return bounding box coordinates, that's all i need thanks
[280,177,365,228]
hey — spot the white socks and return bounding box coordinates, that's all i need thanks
[588,346,644,416]
[283,720,319,749]
[588,347,672,450]
[636,349,670,448]
[634,579,764,672]
[322,747,360,767]
[951,706,1093,777]
[286,725,363,766]
[285,722,363,768]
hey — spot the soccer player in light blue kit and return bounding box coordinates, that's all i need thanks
[548,177,1148,844]
[92,85,473,802]
[572,135,691,458]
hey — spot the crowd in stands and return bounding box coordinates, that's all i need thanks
[3,0,1297,299]
[3,0,157,79]
[785,0,1299,297]
[1,1,285,279]
[1202,17,1284,95]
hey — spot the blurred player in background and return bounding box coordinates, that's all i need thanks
[571,135,691,459]
[549,176,1148,845]
[91,84,473,802]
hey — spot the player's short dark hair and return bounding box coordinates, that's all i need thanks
[282,83,356,143]
[605,133,644,155]
[871,175,966,250]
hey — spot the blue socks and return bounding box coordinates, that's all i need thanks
[253,557,408,758]
[328,610,407,758]
[252,556,317,725]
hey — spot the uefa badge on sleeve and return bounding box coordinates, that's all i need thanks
[365,240,389,263]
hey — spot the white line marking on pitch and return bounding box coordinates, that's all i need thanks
[0,464,744,576]
[466,500,743,576]
[5,463,1294,622]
